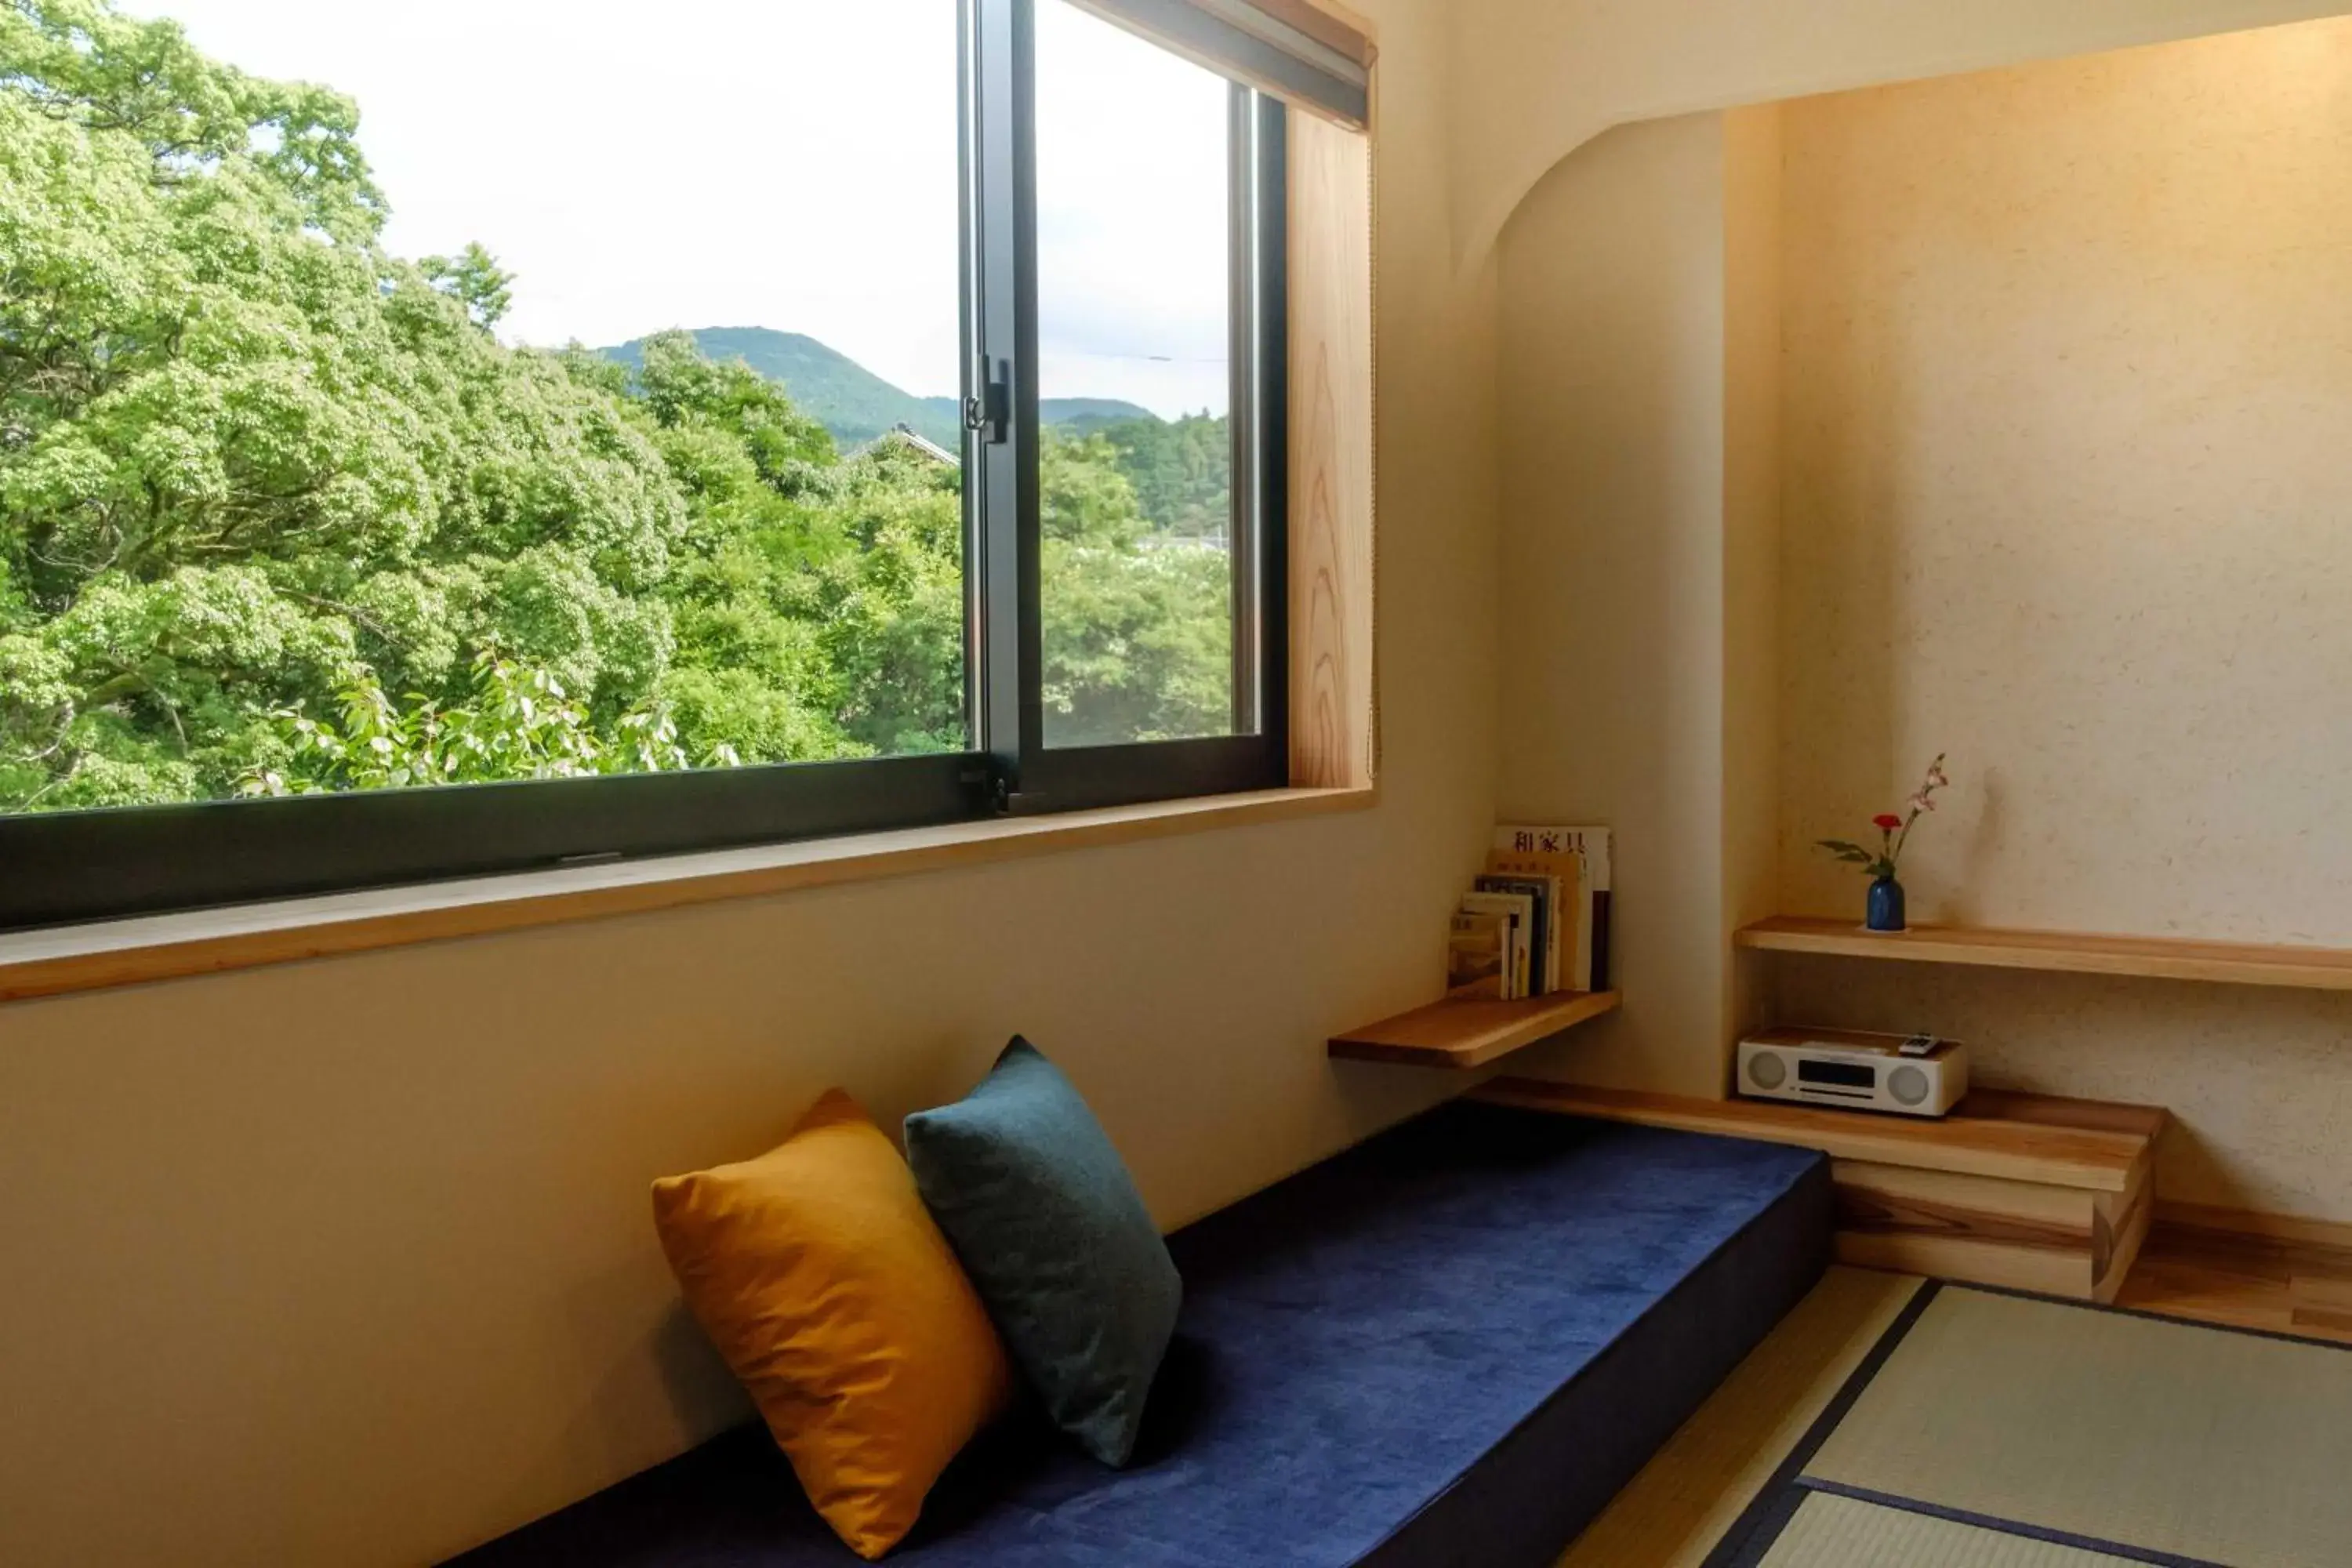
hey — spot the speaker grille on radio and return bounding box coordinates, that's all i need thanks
[1888,1064,1930,1106]
[1748,1051,1787,1091]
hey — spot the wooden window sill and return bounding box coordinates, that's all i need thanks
[0,786,1375,1005]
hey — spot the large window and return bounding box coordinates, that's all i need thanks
[0,0,1287,926]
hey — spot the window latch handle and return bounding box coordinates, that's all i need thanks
[964,358,1011,445]
[974,760,1042,817]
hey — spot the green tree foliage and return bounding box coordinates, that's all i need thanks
[1085,412,1232,542]
[0,0,1234,813]
[1040,430,1231,745]
[242,649,721,797]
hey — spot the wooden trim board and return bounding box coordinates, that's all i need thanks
[1329,990,1620,1070]
[2098,1170,2156,1305]
[1739,915,2352,991]
[0,786,1374,1005]
[1837,1231,2094,1301]
[2154,1200,2352,1253]
[1253,0,1377,67]
[1287,109,1376,791]
[1069,0,1375,129]
[1835,1160,2093,1253]
[2123,1203,2352,1344]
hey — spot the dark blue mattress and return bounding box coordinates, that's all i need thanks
[449,1102,1831,1568]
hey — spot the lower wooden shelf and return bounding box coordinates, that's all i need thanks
[1328,990,1621,1071]
[1477,1078,2165,1303]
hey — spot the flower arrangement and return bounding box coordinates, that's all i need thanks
[1817,756,1948,931]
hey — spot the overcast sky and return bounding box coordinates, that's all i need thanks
[140,0,1232,417]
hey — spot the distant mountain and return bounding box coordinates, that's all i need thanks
[601,328,956,448]
[600,328,1158,451]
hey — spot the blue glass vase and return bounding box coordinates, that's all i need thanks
[1866,877,1907,933]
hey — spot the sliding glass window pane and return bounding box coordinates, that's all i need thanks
[0,0,964,818]
[1033,0,1239,748]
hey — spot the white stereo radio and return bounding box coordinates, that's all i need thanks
[1736,1027,1969,1118]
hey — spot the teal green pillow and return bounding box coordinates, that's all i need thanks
[904,1038,1181,1467]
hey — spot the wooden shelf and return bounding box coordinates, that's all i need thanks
[1737,915,2352,992]
[1329,989,1621,1070]
[1475,1079,2158,1190]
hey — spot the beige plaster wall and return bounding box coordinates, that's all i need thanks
[1722,104,1786,1047]
[1495,113,1739,1096]
[1496,106,1787,1095]
[1775,16,2352,1219]
[0,2,1503,1563]
[1778,17,2352,942]
[1448,0,2352,267]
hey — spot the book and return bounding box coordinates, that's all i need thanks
[1491,826,1612,992]
[1446,911,1511,999]
[1459,890,1535,1000]
[1487,840,1584,992]
[1475,873,1560,994]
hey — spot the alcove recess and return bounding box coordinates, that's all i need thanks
[1366,18,2352,1286]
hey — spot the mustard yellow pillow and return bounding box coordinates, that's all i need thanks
[652,1090,1015,1559]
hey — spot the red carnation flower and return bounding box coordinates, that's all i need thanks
[1872,813,1904,831]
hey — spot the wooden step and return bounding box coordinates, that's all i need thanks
[1477,1079,2165,1302]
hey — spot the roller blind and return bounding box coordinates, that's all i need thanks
[1066,0,1373,128]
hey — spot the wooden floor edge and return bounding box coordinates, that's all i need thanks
[2151,1198,2352,1253]
[1555,1269,1926,1567]
[2121,1199,2352,1346]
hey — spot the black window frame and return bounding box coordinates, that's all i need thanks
[0,0,1289,931]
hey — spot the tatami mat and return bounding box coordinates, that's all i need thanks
[1757,1493,2140,1567]
[1806,1287,2352,1567]
[1555,1268,1922,1568]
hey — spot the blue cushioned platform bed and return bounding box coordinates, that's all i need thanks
[450,1102,1832,1568]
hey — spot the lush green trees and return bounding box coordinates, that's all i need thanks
[1040,430,1232,746]
[1083,412,1233,542]
[0,0,1235,814]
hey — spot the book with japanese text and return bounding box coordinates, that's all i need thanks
[1490,826,1611,991]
